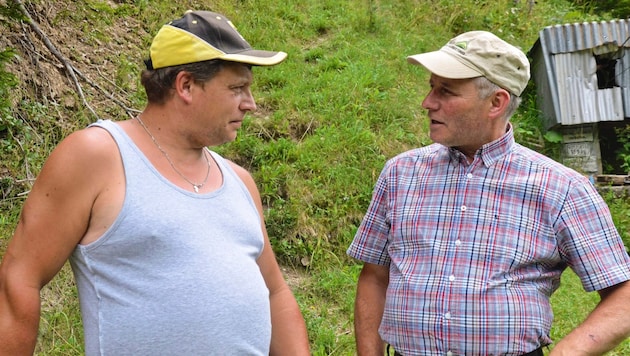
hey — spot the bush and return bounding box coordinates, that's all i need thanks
[570,0,630,18]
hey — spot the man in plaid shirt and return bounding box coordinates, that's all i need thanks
[348,31,630,356]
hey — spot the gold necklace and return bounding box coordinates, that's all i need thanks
[136,115,211,193]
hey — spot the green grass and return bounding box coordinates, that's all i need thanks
[1,0,629,354]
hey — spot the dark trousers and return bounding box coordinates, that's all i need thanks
[391,346,544,356]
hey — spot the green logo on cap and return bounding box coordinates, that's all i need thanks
[455,41,468,50]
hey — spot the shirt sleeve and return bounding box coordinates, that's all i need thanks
[347,163,392,266]
[554,176,630,292]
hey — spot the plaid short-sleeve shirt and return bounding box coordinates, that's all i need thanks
[348,127,630,356]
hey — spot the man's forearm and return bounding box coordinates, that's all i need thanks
[0,285,41,355]
[354,264,389,356]
[268,287,310,356]
[550,281,630,355]
[354,292,385,356]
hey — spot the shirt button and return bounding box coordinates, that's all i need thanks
[467,173,473,179]
[449,275,455,282]
[446,352,454,356]
[460,205,467,212]
[444,312,451,319]
[455,239,462,246]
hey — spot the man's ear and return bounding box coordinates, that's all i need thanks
[488,88,511,120]
[173,71,195,104]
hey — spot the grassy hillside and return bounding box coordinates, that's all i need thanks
[1,0,629,354]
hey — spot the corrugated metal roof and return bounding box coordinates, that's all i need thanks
[540,19,630,55]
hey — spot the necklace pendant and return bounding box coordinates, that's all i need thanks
[136,116,211,194]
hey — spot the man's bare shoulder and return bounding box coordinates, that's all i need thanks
[55,124,118,158]
[225,159,252,180]
[32,123,121,199]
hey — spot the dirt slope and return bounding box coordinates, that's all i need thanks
[3,0,149,122]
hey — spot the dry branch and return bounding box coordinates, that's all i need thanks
[13,0,138,120]
[14,0,96,118]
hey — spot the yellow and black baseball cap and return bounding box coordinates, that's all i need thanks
[146,10,287,69]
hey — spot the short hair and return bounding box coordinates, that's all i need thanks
[140,59,226,104]
[472,76,522,120]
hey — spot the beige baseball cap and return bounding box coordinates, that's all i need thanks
[407,31,530,96]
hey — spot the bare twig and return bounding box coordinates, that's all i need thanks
[97,66,129,96]
[72,66,139,119]
[14,0,98,119]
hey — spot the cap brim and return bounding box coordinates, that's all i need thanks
[222,50,287,66]
[407,50,482,79]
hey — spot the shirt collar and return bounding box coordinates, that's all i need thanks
[447,123,515,167]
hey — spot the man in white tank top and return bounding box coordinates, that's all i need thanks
[0,10,310,355]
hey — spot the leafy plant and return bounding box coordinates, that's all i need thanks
[569,0,630,18]
[615,125,630,174]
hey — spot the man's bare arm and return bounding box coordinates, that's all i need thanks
[550,280,630,355]
[0,128,118,355]
[355,262,389,356]
[230,162,311,355]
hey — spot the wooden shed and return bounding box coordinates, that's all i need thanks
[529,19,630,175]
